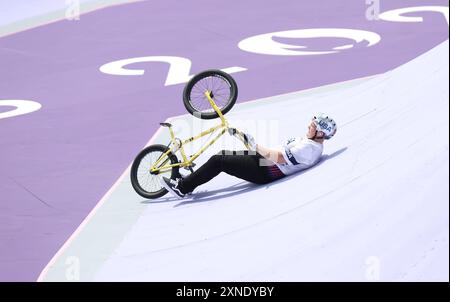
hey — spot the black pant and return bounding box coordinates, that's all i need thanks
[177,150,285,194]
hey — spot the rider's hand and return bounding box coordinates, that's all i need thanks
[228,127,238,136]
[228,127,257,151]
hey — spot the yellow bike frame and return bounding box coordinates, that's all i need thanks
[150,91,249,174]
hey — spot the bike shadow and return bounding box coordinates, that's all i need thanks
[172,147,348,207]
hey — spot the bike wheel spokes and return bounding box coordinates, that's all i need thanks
[189,75,231,113]
[183,70,238,119]
[135,151,170,194]
[130,144,179,199]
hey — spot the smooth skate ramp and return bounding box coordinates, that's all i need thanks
[2,0,448,281]
[40,40,449,282]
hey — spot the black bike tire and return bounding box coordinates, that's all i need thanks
[183,69,238,120]
[130,144,179,199]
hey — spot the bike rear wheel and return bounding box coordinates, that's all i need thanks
[183,69,238,119]
[130,144,179,199]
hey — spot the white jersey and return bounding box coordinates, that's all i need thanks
[274,137,323,176]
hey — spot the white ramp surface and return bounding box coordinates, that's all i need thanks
[41,40,449,282]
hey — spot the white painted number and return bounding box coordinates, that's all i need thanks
[379,6,449,25]
[0,99,42,120]
[99,56,247,86]
[99,9,448,81]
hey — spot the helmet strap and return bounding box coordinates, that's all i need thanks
[307,130,317,140]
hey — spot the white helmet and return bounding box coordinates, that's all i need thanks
[313,113,337,139]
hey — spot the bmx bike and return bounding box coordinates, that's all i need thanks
[130,69,251,199]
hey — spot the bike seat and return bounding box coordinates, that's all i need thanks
[159,122,172,127]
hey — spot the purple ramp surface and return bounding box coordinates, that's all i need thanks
[0,0,448,281]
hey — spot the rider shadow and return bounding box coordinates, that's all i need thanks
[140,181,256,205]
[140,197,178,204]
[173,147,348,207]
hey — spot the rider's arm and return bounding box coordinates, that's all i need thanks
[256,144,287,164]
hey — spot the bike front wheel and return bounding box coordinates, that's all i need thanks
[130,144,180,199]
[183,69,238,119]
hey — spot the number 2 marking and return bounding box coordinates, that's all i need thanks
[99,56,247,86]
[0,99,42,120]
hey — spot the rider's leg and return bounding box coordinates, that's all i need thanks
[177,150,284,194]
